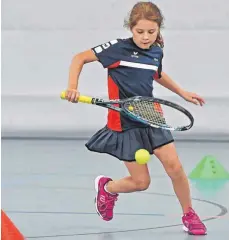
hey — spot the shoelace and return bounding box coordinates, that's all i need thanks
[99,195,118,211]
[186,212,205,229]
[106,195,118,210]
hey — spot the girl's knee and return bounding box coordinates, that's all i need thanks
[166,162,185,179]
[134,178,151,191]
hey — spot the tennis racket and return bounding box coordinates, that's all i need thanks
[60,91,194,131]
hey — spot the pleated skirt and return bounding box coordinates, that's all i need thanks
[85,125,174,161]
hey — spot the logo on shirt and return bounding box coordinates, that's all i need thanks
[131,52,139,58]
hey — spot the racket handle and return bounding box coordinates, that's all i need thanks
[60,91,93,104]
[78,96,93,104]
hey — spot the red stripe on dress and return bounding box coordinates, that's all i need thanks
[107,76,122,131]
[107,61,120,69]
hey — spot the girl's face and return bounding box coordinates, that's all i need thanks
[131,19,159,49]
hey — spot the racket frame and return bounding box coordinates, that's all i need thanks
[87,96,194,131]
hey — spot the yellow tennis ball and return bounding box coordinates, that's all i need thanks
[135,149,150,164]
[128,106,134,111]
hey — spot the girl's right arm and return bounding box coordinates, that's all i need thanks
[66,49,98,102]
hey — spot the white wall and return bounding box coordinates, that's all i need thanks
[2,0,229,139]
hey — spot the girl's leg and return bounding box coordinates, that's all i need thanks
[106,161,151,193]
[153,142,192,214]
[95,161,150,221]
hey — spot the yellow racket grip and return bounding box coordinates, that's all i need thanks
[78,96,93,104]
[60,91,93,104]
[60,91,67,99]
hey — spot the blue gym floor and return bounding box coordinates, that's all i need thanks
[1,139,229,240]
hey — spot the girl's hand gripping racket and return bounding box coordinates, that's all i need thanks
[60,91,194,131]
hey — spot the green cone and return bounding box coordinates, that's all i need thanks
[189,155,229,179]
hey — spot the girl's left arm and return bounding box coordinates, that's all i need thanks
[155,72,205,106]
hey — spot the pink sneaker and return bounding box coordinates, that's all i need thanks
[94,175,118,221]
[182,207,207,235]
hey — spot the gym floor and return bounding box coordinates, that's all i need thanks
[2,139,229,240]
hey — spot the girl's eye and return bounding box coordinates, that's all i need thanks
[137,31,155,34]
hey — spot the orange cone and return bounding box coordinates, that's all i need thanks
[1,210,24,240]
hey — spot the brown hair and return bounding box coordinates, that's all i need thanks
[124,2,164,47]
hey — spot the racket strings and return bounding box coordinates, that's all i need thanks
[127,101,168,127]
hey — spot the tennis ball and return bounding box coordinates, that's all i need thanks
[135,149,150,164]
[128,106,134,111]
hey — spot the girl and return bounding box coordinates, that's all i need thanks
[66,2,207,235]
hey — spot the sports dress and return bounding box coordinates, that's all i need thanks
[85,38,174,161]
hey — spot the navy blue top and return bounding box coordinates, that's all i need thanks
[92,37,163,131]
